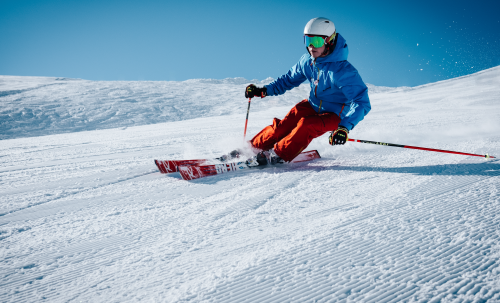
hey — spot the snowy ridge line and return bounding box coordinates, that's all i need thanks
[405,65,500,92]
[0,82,67,98]
[201,179,500,302]
[0,169,157,221]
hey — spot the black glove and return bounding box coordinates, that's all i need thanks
[329,126,349,145]
[245,84,267,99]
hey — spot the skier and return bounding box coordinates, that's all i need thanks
[244,17,371,166]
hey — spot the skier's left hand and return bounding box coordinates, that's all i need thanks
[329,126,349,145]
[245,85,267,99]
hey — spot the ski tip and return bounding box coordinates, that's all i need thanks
[154,159,177,174]
[154,160,164,173]
[155,159,161,170]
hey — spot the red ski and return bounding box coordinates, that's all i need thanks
[178,150,321,181]
[155,151,242,174]
[155,159,209,174]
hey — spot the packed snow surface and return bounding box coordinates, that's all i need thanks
[1,67,500,302]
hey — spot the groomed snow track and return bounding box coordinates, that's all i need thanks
[1,152,499,302]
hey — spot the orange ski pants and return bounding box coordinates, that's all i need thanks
[250,99,341,162]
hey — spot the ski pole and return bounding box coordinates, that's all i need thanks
[243,97,251,140]
[348,138,495,159]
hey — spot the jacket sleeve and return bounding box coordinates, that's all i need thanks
[265,56,308,96]
[336,64,371,131]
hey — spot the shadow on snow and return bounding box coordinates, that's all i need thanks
[169,160,500,184]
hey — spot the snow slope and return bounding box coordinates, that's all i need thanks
[0,76,303,140]
[1,66,500,302]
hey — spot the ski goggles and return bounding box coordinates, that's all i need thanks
[304,35,327,48]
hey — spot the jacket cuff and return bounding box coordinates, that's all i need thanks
[338,122,353,131]
[264,85,274,96]
[338,125,349,132]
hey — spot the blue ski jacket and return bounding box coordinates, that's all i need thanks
[265,33,371,131]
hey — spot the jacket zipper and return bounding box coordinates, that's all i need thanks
[314,61,322,113]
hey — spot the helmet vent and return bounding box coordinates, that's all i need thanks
[325,21,329,23]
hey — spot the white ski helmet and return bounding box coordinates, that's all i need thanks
[304,17,337,56]
[304,17,336,38]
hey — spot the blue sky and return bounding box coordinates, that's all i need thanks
[1,0,499,87]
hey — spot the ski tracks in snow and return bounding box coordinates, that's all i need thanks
[196,161,500,302]
[0,163,314,302]
[1,149,500,302]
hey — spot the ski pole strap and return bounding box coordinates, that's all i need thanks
[348,138,495,159]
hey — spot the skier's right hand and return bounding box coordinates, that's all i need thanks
[245,85,267,99]
[329,126,349,145]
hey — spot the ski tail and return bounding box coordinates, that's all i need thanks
[290,150,321,163]
[178,150,321,181]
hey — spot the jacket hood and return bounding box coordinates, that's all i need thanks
[312,33,348,63]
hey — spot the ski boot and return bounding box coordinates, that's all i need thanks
[267,149,285,165]
[216,149,241,162]
[245,151,269,167]
[245,149,285,167]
